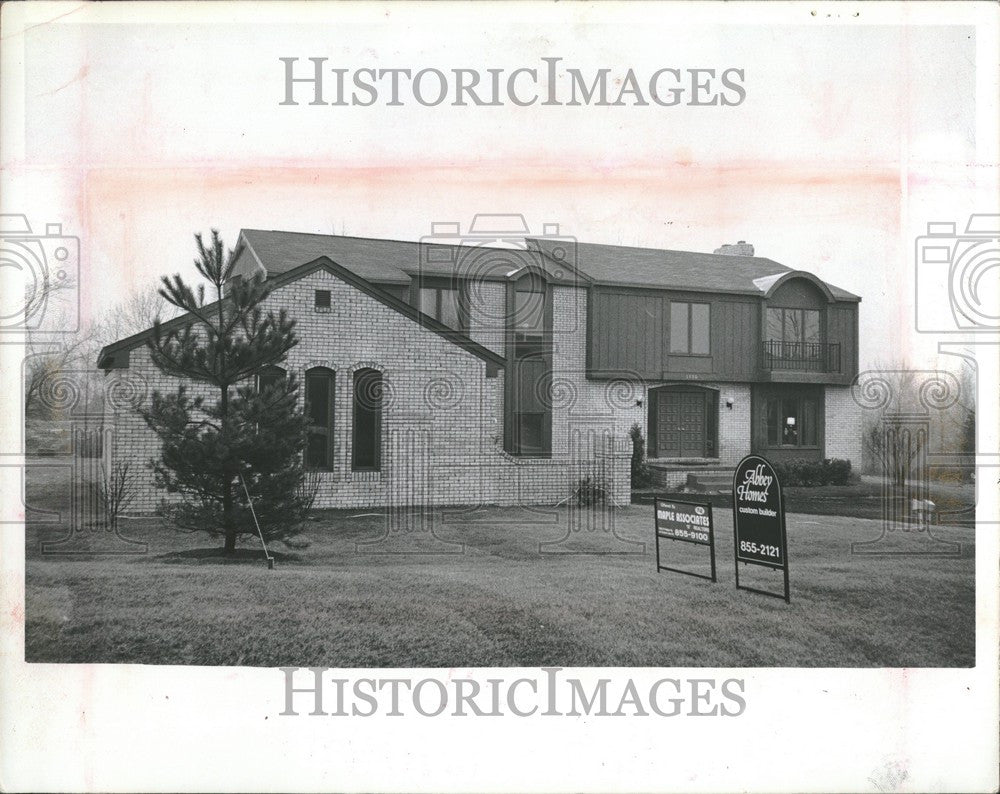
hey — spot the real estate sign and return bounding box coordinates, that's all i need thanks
[732,454,790,602]
[654,498,716,582]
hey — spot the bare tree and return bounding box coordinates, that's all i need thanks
[24,286,170,418]
[23,312,96,419]
[91,287,172,352]
[99,459,140,532]
[859,359,973,485]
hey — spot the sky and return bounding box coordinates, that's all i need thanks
[2,3,997,371]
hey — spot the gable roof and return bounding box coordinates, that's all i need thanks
[96,256,506,372]
[240,229,860,302]
[238,229,582,287]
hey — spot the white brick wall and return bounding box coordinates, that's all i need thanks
[824,385,863,466]
[467,280,506,356]
[108,270,630,512]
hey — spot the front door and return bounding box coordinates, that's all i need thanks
[657,390,708,458]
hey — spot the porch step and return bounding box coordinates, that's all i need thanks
[685,472,735,493]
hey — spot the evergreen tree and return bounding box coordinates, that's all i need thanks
[141,230,313,553]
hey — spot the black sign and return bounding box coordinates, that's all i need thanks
[654,498,716,582]
[732,454,790,602]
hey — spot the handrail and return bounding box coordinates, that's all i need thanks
[762,340,841,373]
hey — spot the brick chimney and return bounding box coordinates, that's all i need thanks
[714,240,755,256]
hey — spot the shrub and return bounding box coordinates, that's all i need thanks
[576,475,608,507]
[98,459,139,531]
[628,423,654,488]
[772,458,852,487]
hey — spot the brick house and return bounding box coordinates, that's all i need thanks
[96,222,861,511]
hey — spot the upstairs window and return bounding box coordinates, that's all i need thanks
[669,301,711,355]
[513,273,546,339]
[304,367,335,470]
[418,285,463,330]
[767,308,821,345]
[352,368,383,471]
[314,289,332,311]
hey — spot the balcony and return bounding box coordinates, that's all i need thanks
[762,340,841,373]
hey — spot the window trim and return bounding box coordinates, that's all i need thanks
[766,306,822,346]
[669,300,712,357]
[765,392,821,449]
[304,366,336,472]
[351,368,383,472]
[314,289,332,312]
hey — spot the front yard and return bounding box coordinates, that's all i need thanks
[24,465,976,667]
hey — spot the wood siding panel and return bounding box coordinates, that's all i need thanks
[589,289,665,376]
[589,288,760,381]
[827,304,858,378]
[711,299,758,379]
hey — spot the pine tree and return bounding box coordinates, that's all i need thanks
[141,230,313,553]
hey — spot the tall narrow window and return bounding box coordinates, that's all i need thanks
[669,301,711,355]
[690,303,710,355]
[512,353,549,455]
[352,368,382,471]
[304,367,335,470]
[513,274,546,339]
[505,273,552,456]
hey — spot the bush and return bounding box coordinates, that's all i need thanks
[772,458,852,487]
[576,475,608,507]
[628,423,654,488]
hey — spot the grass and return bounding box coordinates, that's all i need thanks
[635,476,976,525]
[24,464,975,668]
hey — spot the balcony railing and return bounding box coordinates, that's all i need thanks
[762,340,841,373]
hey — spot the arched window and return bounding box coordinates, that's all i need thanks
[352,368,382,471]
[304,367,335,471]
[513,271,546,339]
[256,365,286,394]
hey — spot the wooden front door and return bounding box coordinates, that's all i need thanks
[657,390,708,458]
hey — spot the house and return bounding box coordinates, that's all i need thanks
[96,220,862,511]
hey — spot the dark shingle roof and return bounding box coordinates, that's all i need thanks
[239,229,561,286]
[531,238,859,300]
[239,229,860,301]
[96,256,506,369]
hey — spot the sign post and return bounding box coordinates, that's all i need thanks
[654,498,716,582]
[732,454,790,602]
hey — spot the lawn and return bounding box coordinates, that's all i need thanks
[635,476,977,525]
[24,464,975,668]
